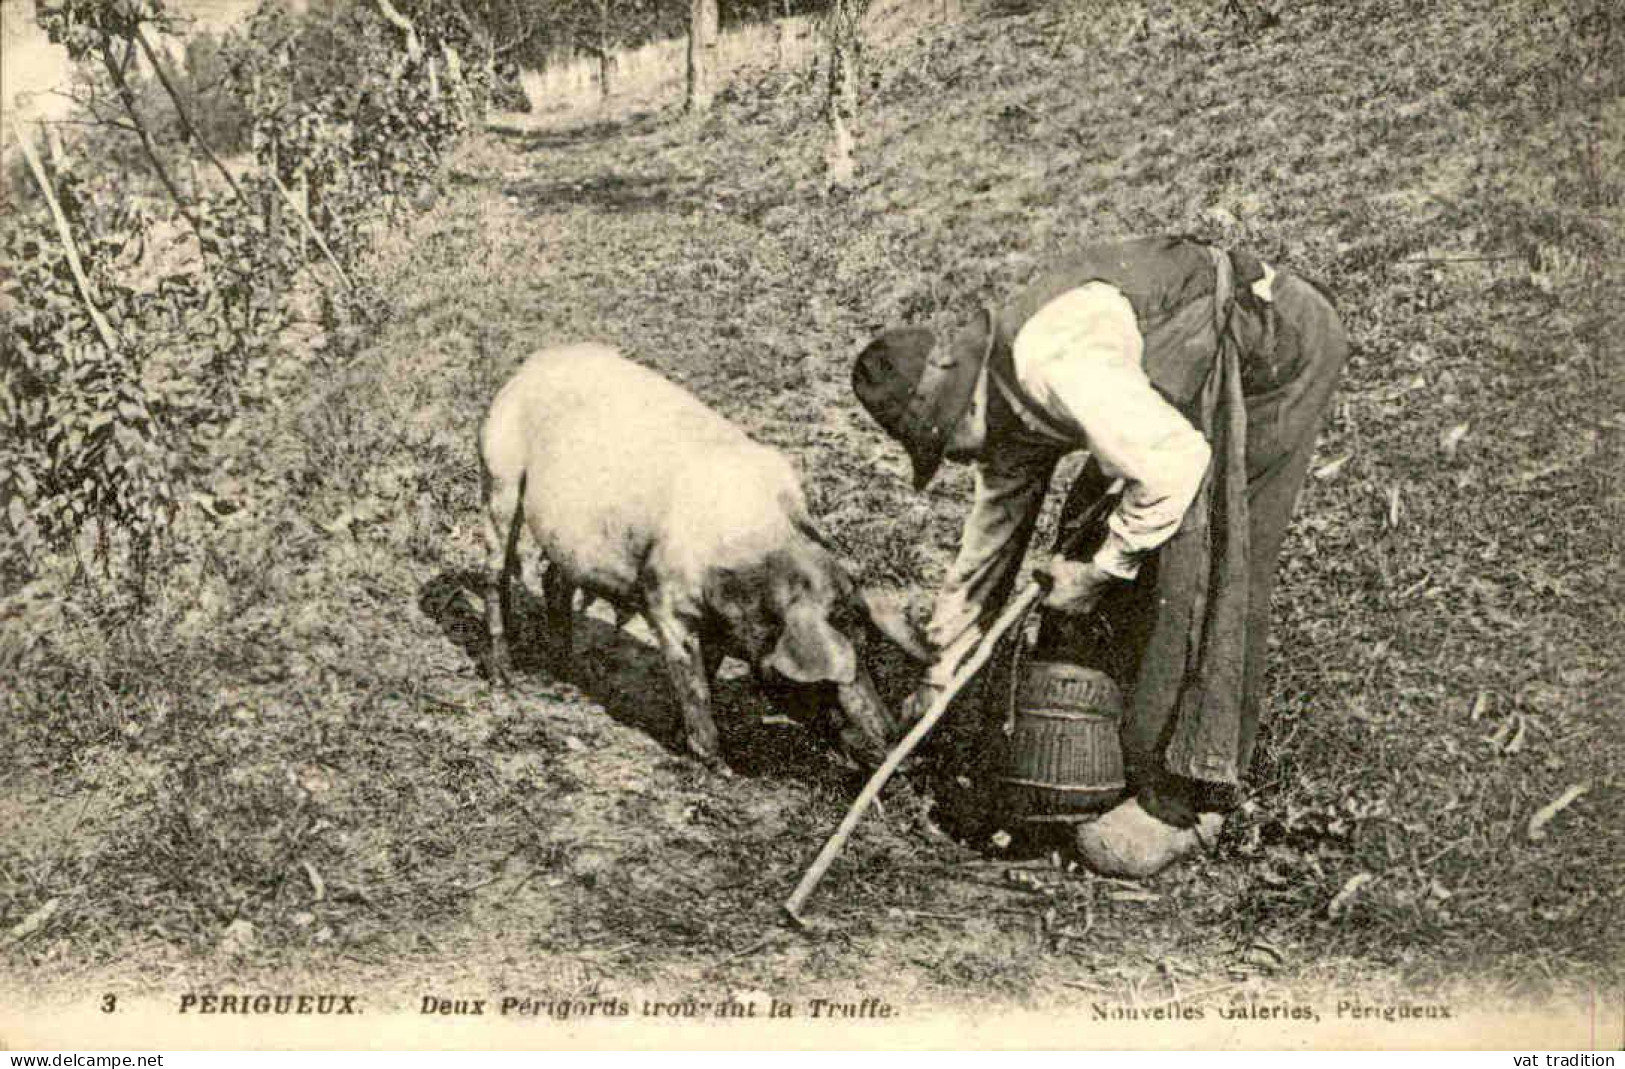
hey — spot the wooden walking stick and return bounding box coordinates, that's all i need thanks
[784,479,1123,925]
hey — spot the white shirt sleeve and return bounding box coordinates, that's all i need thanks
[923,440,1054,687]
[1012,284,1212,580]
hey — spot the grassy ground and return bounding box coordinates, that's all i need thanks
[3,0,1621,1035]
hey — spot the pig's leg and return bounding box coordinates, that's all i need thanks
[541,563,576,679]
[483,472,524,686]
[646,594,727,773]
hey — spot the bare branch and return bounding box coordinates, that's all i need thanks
[267,171,355,292]
[39,116,141,133]
[130,22,252,210]
[10,119,122,355]
[95,27,202,234]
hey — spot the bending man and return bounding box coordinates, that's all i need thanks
[852,235,1349,878]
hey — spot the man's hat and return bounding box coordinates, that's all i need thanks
[851,309,994,490]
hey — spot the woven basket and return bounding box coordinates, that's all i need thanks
[998,659,1126,823]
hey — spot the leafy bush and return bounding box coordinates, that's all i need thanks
[3,0,483,587]
[223,1,476,261]
[178,30,255,156]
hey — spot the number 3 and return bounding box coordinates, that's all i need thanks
[101,994,117,1014]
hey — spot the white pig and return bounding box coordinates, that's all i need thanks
[480,343,929,771]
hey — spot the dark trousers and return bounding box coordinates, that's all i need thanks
[1032,271,1350,819]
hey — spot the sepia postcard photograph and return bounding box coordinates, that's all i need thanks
[1,0,1620,1052]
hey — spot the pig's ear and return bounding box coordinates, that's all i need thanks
[766,603,857,685]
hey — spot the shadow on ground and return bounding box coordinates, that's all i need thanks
[486,108,669,153]
[502,172,694,215]
[418,570,878,785]
[416,570,1062,858]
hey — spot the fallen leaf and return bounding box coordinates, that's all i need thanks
[1328,872,1375,918]
[245,663,287,684]
[1504,715,1527,754]
[1249,940,1285,963]
[1469,691,1491,721]
[218,918,257,956]
[1313,454,1352,481]
[320,509,355,535]
[1527,783,1589,842]
[303,861,326,902]
[1386,485,1403,529]
[7,897,60,942]
[297,766,335,797]
[1485,714,1516,751]
[1438,422,1470,460]
[1240,940,1286,971]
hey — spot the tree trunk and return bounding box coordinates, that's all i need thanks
[445,44,464,98]
[266,138,281,245]
[685,0,719,113]
[777,0,792,69]
[825,0,861,188]
[597,0,614,100]
[44,122,66,168]
[298,167,310,261]
[481,45,497,110]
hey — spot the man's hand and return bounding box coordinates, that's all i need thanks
[900,682,944,726]
[1034,555,1118,617]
